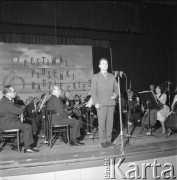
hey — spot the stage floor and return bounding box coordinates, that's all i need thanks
[0,125,177,177]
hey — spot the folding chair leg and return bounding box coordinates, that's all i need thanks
[50,128,53,148]
[67,126,70,146]
[17,131,20,153]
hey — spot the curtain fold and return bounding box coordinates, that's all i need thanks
[0,32,109,47]
[0,1,147,34]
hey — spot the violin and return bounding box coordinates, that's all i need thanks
[69,96,90,118]
[20,97,36,123]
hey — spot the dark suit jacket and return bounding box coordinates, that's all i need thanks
[0,96,23,129]
[46,95,68,124]
[25,102,37,117]
[91,72,118,106]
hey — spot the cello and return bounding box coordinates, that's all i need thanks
[165,101,177,131]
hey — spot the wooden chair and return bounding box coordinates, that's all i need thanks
[0,129,20,153]
[45,110,70,148]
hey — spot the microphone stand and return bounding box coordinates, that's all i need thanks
[166,82,172,109]
[124,74,140,147]
[113,71,124,152]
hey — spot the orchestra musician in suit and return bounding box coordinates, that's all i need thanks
[13,95,25,107]
[72,94,83,127]
[91,58,118,148]
[0,85,39,153]
[24,97,39,135]
[62,91,74,114]
[46,85,84,146]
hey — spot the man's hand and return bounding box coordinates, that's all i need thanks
[110,93,117,100]
[95,103,101,109]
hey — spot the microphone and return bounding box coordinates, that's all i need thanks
[114,71,125,77]
[166,81,172,85]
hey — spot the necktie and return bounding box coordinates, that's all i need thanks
[103,72,107,79]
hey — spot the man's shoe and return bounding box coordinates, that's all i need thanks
[10,144,18,151]
[77,141,85,145]
[101,142,108,148]
[70,141,79,146]
[24,148,39,153]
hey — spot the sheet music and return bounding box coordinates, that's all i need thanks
[139,90,159,106]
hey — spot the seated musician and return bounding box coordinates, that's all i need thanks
[81,93,98,137]
[62,91,74,114]
[46,85,84,146]
[24,97,39,135]
[13,95,25,107]
[155,85,170,134]
[150,84,155,93]
[80,94,86,104]
[125,90,141,126]
[0,85,39,153]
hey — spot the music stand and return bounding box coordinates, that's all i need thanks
[138,91,159,138]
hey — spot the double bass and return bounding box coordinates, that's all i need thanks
[165,101,177,131]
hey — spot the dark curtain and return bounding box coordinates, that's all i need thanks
[0,1,147,34]
[0,1,176,94]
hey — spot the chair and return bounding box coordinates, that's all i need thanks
[0,129,20,153]
[45,110,70,148]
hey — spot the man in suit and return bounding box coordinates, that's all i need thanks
[91,58,118,148]
[25,97,39,135]
[46,85,84,146]
[0,85,39,153]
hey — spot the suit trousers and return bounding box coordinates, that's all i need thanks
[1,120,34,149]
[53,118,80,141]
[25,117,38,134]
[97,105,115,143]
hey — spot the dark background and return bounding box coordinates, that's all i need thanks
[0,1,176,94]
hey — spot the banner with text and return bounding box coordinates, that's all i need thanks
[0,43,93,100]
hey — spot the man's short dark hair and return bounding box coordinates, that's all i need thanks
[3,85,13,95]
[98,58,108,65]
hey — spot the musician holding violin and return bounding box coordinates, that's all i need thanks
[24,97,39,135]
[46,85,85,146]
[62,91,74,114]
[0,85,39,153]
[155,85,170,134]
[72,94,83,128]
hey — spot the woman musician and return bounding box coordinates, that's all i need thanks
[155,85,170,134]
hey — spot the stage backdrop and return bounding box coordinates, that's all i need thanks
[0,43,93,100]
